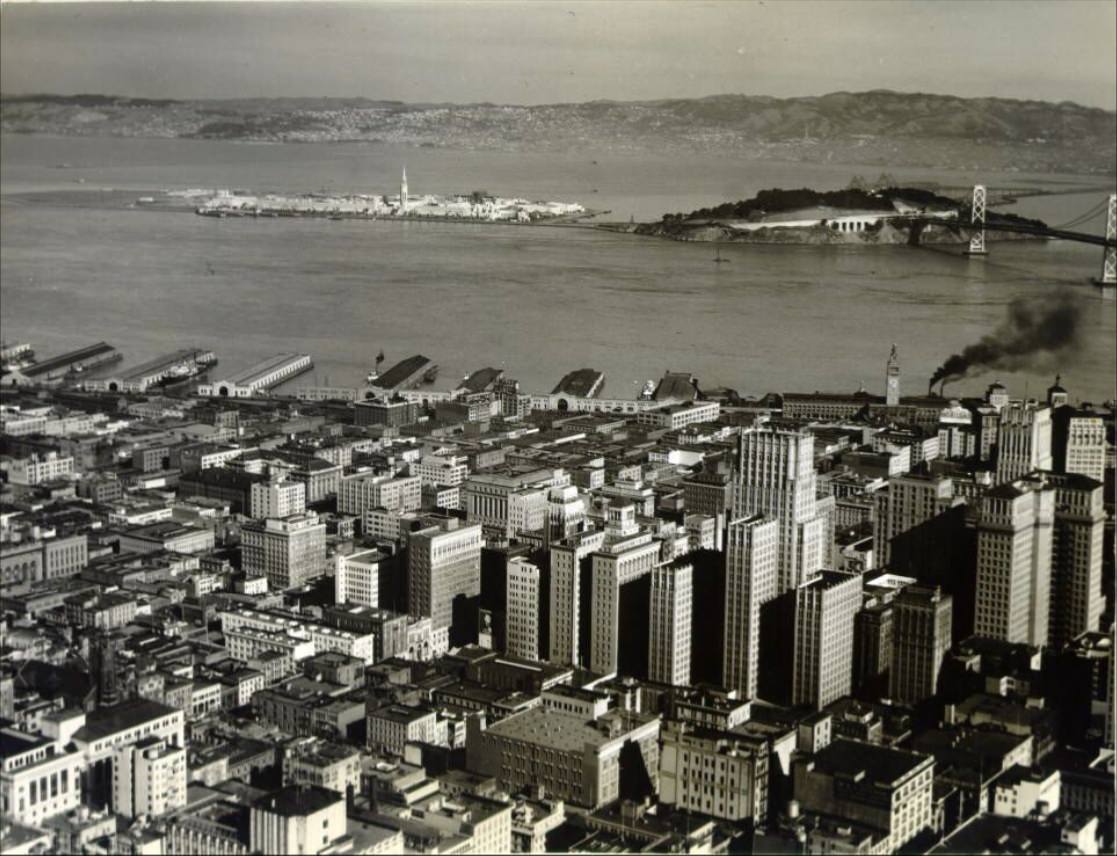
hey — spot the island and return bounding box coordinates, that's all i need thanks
[634,187,1048,245]
[187,170,590,224]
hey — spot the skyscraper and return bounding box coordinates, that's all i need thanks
[407,516,482,650]
[548,529,606,666]
[1052,407,1107,483]
[649,563,693,686]
[890,585,952,705]
[588,503,660,675]
[885,344,901,407]
[1047,473,1105,648]
[792,570,863,710]
[722,515,779,699]
[241,512,327,591]
[995,401,1053,483]
[734,426,825,593]
[506,556,542,661]
[974,478,1054,646]
[873,473,954,569]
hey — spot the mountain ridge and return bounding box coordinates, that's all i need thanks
[3,89,1114,174]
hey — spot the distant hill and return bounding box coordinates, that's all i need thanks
[2,90,1114,174]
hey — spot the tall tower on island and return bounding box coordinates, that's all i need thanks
[885,344,901,406]
[400,166,409,213]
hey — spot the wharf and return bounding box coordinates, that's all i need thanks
[369,355,437,393]
[551,369,605,399]
[23,342,120,378]
[87,348,217,393]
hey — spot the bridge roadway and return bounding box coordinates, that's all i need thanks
[957,216,1116,248]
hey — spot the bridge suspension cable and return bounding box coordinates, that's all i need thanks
[1052,198,1111,230]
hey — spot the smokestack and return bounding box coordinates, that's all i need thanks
[928,293,1082,390]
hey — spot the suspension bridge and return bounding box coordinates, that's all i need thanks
[952,186,1116,285]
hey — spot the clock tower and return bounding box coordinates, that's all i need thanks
[885,344,900,406]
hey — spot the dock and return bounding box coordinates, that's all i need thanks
[551,368,605,399]
[197,353,313,398]
[369,355,437,394]
[86,348,217,393]
[457,367,504,394]
[23,342,120,379]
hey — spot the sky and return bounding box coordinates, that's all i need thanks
[1,0,1115,108]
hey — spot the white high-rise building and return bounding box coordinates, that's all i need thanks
[974,477,1054,646]
[722,515,779,699]
[400,166,409,213]
[995,401,1053,484]
[250,478,306,520]
[734,426,826,592]
[337,471,421,516]
[793,570,863,710]
[112,736,187,819]
[407,517,482,641]
[506,557,542,661]
[589,503,660,675]
[873,473,954,569]
[241,512,327,591]
[649,563,693,686]
[1047,473,1105,647]
[335,548,382,607]
[548,529,606,666]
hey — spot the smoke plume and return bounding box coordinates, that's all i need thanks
[928,293,1082,391]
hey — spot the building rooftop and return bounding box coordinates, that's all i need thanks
[809,738,931,787]
[72,698,179,743]
[253,783,342,817]
[485,706,657,753]
[552,368,605,398]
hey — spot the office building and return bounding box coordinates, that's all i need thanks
[506,556,543,661]
[873,473,953,569]
[649,563,693,687]
[1052,407,1106,483]
[112,736,187,819]
[241,512,327,591]
[722,515,779,699]
[466,705,660,810]
[250,785,348,856]
[890,585,952,705]
[250,478,306,520]
[1047,473,1105,647]
[659,720,768,821]
[974,478,1054,646]
[793,739,935,853]
[793,570,863,710]
[589,503,661,675]
[334,548,383,608]
[548,530,606,667]
[337,471,421,516]
[734,426,826,593]
[995,401,1052,483]
[407,517,482,643]
[0,728,85,828]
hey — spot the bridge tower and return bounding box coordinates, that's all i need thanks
[1098,193,1116,286]
[966,184,987,256]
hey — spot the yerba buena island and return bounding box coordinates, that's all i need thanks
[0,2,1115,856]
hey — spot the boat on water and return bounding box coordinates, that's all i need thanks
[714,248,729,264]
[366,350,386,384]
